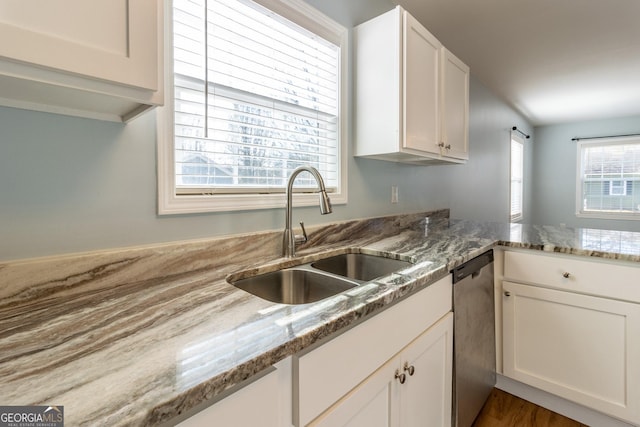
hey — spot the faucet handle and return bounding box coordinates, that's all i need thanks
[295,221,308,244]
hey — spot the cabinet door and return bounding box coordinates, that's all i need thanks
[440,49,469,160]
[400,313,453,427]
[312,313,454,427]
[0,0,159,90]
[310,356,400,427]
[402,11,441,155]
[502,281,640,424]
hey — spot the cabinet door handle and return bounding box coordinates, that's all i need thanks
[562,272,571,278]
[504,291,511,297]
[445,144,451,150]
[395,369,406,384]
[403,362,415,376]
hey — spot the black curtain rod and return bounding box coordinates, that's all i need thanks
[571,133,640,141]
[512,126,530,139]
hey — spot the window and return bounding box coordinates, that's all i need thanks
[576,137,640,219]
[607,180,628,196]
[509,134,524,222]
[158,0,348,214]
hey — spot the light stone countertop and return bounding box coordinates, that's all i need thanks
[1,211,639,426]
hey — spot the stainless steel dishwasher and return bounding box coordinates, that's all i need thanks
[451,250,496,427]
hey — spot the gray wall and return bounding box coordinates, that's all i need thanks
[445,76,534,224]
[0,0,530,261]
[531,116,640,231]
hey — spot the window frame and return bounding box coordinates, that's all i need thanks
[509,133,525,223]
[157,0,348,214]
[575,137,640,221]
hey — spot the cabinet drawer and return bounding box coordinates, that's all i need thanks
[503,251,640,303]
[294,275,452,426]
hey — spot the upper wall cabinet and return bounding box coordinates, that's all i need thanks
[0,0,163,122]
[440,48,470,160]
[354,6,469,164]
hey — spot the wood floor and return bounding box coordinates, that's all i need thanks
[472,389,589,427]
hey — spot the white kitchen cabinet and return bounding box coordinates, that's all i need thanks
[294,275,452,426]
[399,312,453,427]
[402,11,441,157]
[176,358,292,427]
[311,314,453,427]
[0,0,163,122]
[440,48,470,160]
[499,250,640,425]
[354,6,469,164]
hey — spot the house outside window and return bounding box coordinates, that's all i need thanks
[607,180,628,196]
[576,137,640,219]
[157,0,348,214]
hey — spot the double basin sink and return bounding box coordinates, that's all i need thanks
[228,253,412,305]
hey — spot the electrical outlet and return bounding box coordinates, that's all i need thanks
[391,185,399,203]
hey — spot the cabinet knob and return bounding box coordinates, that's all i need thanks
[403,362,415,376]
[395,369,406,384]
[504,291,511,297]
[445,144,451,150]
[562,272,571,278]
[437,141,445,148]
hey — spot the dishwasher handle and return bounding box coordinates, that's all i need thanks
[451,250,494,284]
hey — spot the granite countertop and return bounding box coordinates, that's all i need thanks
[2,213,640,426]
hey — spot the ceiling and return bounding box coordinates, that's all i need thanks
[394,0,640,126]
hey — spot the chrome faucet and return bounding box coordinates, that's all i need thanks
[283,166,333,258]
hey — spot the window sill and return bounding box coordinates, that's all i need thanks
[158,191,347,215]
[576,211,640,221]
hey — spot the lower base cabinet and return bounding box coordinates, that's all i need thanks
[310,313,453,427]
[502,282,640,424]
[499,249,640,426]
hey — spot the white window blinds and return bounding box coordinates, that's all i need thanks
[510,136,524,222]
[173,0,340,193]
[578,138,640,216]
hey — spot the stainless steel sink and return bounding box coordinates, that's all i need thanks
[231,268,357,305]
[229,252,413,305]
[311,253,412,282]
